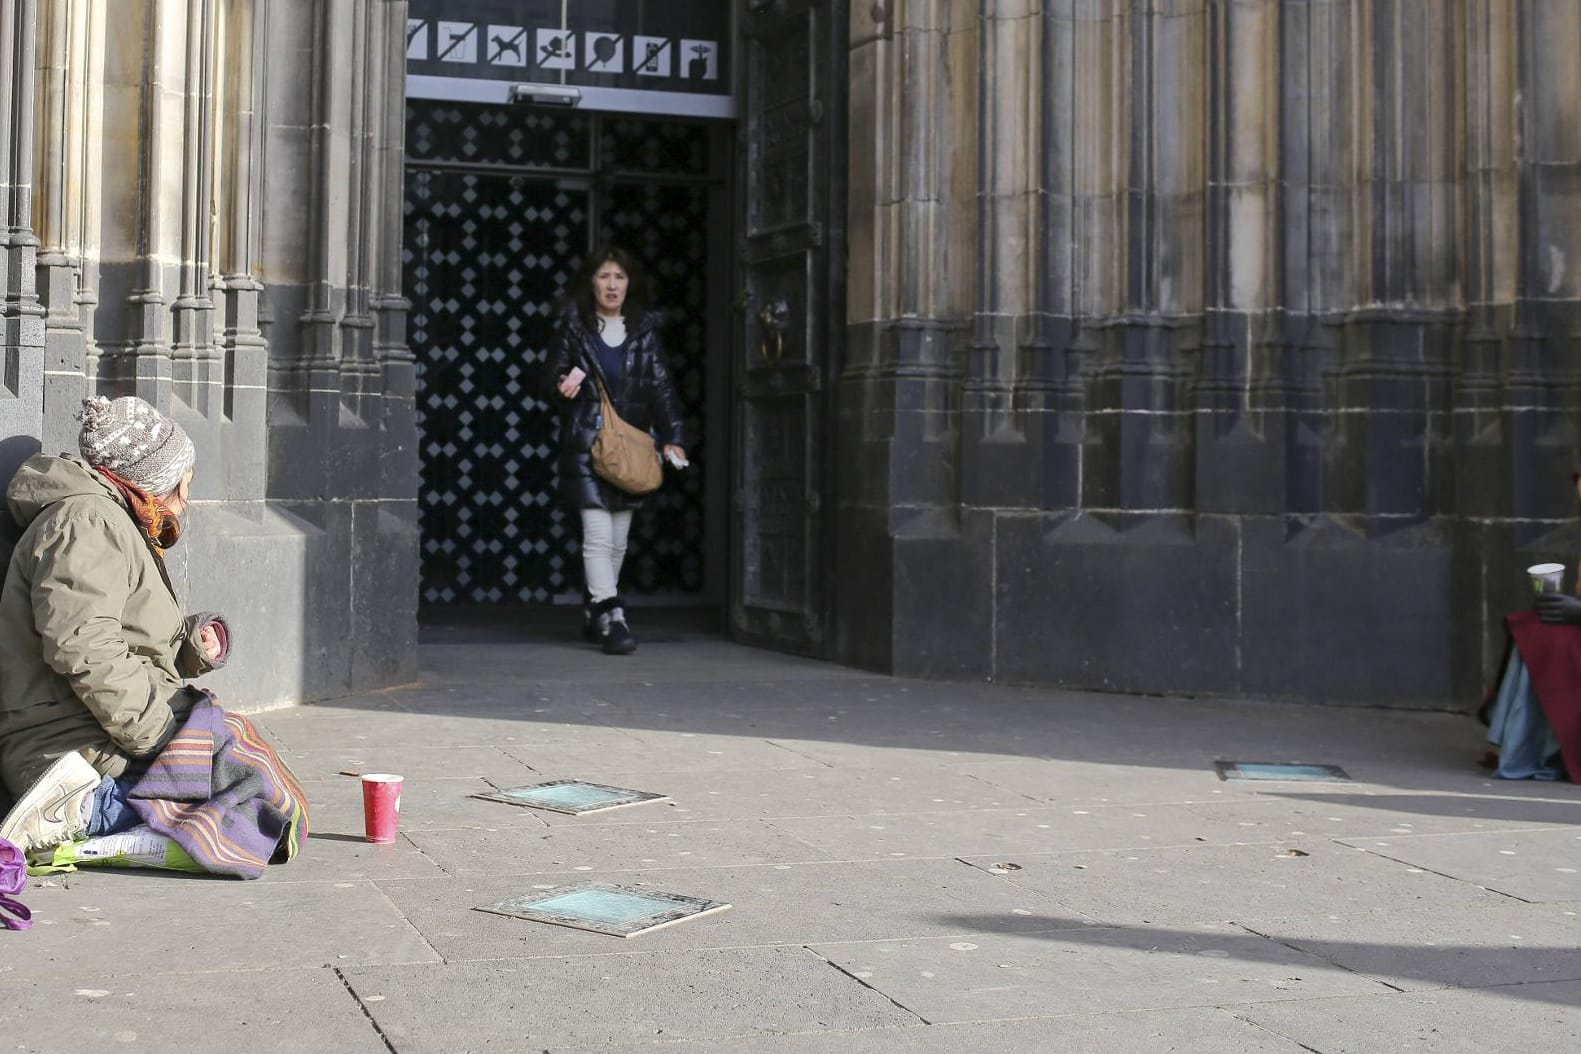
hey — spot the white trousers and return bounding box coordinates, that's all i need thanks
[581,508,634,603]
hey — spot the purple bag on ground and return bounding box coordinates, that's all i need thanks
[0,836,32,930]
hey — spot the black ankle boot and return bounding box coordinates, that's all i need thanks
[593,597,637,656]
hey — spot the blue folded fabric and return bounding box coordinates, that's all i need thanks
[1487,652,1566,780]
[85,770,142,837]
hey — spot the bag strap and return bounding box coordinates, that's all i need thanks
[577,342,624,423]
[578,338,609,388]
[0,893,31,931]
[579,352,613,413]
[582,345,618,393]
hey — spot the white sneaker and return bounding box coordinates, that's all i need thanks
[0,752,100,854]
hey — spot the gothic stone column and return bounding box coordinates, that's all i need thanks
[0,0,44,516]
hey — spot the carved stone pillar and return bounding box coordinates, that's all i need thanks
[839,0,980,674]
[212,0,267,497]
[372,0,410,366]
[960,1,1035,510]
[1317,1,1461,538]
[1017,0,1092,513]
[1275,0,1348,520]
[1082,0,1205,523]
[338,0,377,421]
[1456,0,1519,517]
[170,0,217,415]
[1195,0,1279,516]
[0,0,44,490]
[33,0,86,453]
[1507,0,1581,529]
[295,0,350,418]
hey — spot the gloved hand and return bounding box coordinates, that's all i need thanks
[1534,592,1581,624]
[177,611,232,675]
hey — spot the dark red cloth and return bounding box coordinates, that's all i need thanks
[1506,611,1581,780]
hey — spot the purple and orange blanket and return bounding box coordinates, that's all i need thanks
[126,695,310,879]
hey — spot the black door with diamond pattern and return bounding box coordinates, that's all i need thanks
[404,102,726,608]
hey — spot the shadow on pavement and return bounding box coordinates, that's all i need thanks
[282,607,1581,807]
[930,913,1581,1007]
[1268,791,1581,826]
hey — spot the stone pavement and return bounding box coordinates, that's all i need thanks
[3,618,1580,1053]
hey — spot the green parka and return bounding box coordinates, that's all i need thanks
[0,454,216,797]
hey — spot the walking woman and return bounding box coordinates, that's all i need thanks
[543,246,688,655]
[0,396,307,877]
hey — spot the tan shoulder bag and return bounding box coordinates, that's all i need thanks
[585,357,662,496]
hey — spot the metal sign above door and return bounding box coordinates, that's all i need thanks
[406,1,735,119]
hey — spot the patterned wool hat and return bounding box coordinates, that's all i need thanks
[76,396,195,496]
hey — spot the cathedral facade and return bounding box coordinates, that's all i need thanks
[1,2,1574,709]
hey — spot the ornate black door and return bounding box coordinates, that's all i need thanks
[404,102,723,607]
[731,1,847,654]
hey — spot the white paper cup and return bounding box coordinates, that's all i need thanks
[1528,563,1565,595]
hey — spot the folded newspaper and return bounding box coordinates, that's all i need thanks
[28,825,204,875]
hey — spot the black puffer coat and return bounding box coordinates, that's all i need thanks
[541,309,689,512]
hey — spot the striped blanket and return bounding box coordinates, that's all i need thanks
[126,694,309,878]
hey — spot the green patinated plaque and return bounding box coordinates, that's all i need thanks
[1215,761,1353,783]
[473,779,670,815]
[477,882,732,937]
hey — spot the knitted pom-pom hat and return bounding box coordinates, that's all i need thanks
[76,396,195,496]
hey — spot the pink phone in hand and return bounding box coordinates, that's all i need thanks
[562,367,586,392]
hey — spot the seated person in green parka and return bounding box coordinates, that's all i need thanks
[0,396,228,853]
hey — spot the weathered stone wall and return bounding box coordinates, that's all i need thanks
[843,1,1581,705]
[1,0,416,708]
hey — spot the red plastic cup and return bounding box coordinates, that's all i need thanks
[361,773,403,843]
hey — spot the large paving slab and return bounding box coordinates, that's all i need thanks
[250,823,447,884]
[1183,788,1581,839]
[955,757,1260,806]
[258,705,641,752]
[0,967,389,1054]
[501,729,829,776]
[419,639,858,685]
[961,840,1510,925]
[487,765,1044,828]
[456,677,870,717]
[951,724,1522,805]
[1240,900,1581,991]
[9,874,438,977]
[277,743,541,782]
[955,760,1576,815]
[807,925,1390,1024]
[1234,983,1581,1051]
[596,1008,1310,1053]
[766,802,1307,861]
[345,946,916,1051]
[1335,828,1581,902]
[373,859,1091,961]
[404,816,838,874]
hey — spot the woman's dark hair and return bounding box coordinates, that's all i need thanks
[563,245,651,331]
